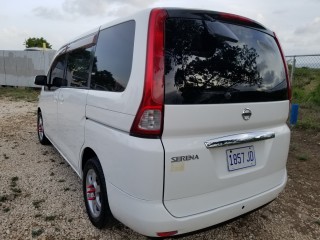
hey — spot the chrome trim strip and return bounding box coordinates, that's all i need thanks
[204,132,275,149]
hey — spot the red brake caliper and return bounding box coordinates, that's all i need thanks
[87,184,96,200]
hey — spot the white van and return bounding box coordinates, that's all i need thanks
[35,8,291,237]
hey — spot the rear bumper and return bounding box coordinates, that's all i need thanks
[107,170,287,237]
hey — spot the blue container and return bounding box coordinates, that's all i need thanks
[290,104,299,126]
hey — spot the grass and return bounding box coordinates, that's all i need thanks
[11,187,22,194]
[44,215,57,221]
[32,199,45,209]
[10,177,21,194]
[291,67,320,131]
[31,228,44,238]
[10,177,19,188]
[0,87,40,102]
[10,182,17,188]
[11,176,19,182]
[293,104,320,131]
[0,196,7,202]
[3,207,10,213]
[297,154,309,161]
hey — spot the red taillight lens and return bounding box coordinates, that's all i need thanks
[130,9,167,138]
[274,32,292,101]
[156,231,178,237]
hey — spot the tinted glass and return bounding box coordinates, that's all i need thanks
[66,47,93,88]
[49,54,66,88]
[165,18,288,104]
[91,21,135,92]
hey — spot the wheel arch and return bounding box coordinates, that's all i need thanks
[81,147,98,174]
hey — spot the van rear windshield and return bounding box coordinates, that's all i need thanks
[164,18,288,104]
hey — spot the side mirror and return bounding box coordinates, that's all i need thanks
[34,75,47,86]
[52,77,67,87]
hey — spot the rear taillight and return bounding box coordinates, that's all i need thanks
[274,32,292,101]
[130,9,167,138]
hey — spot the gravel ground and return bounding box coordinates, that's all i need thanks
[0,99,319,240]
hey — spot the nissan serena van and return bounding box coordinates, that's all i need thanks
[35,8,291,237]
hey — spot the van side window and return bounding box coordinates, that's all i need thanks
[91,21,135,92]
[66,47,93,88]
[48,54,67,90]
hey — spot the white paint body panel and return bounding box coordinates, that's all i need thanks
[162,101,290,217]
[84,119,163,200]
[57,88,88,171]
[39,88,59,143]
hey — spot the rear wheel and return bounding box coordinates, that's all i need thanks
[37,111,50,145]
[83,157,113,228]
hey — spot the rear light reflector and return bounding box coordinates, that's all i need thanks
[130,9,167,138]
[156,230,178,237]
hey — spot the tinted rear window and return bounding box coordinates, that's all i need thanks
[91,21,135,92]
[164,18,288,104]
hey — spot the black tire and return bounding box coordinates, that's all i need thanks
[37,111,50,145]
[83,157,113,229]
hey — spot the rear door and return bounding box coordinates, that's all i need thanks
[162,13,290,217]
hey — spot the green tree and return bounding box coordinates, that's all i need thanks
[24,37,52,49]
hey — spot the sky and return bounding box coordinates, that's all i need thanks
[0,0,319,55]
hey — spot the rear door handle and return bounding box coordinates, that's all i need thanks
[204,131,275,149]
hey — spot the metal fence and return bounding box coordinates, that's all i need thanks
[285,54,320,82]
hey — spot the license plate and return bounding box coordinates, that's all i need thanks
[226,146,256,171]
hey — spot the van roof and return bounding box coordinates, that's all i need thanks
[59,7,268,51]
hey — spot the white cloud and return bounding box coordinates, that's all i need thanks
[256,13,265,23]
[62,0,108,16]
[33,6,66,20]
[0,27,29,39]
[294,17,320,35]
[32,0,156,20]
[0,26,31,50]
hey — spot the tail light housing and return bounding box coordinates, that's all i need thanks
[274,32,292,101]
[130,9,167,138]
